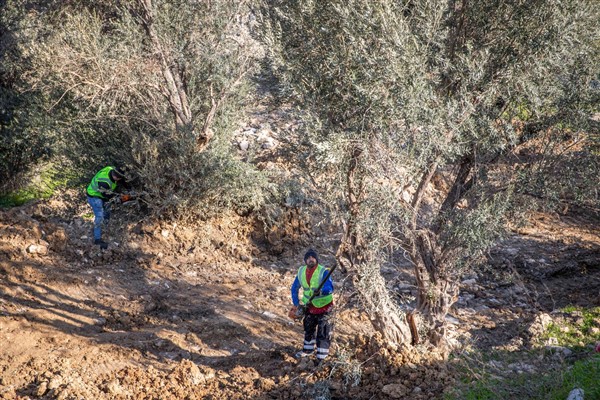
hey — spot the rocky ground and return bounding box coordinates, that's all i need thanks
[0,184,598,400]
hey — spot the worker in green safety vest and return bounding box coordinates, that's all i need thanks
[290,249,334,364]
[86,166,127,249]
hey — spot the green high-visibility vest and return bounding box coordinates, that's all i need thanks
[298,264,333,308]
[87,166,117,199]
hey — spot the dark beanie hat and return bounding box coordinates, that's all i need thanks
[304,249,318,264]
[111,167,126,179]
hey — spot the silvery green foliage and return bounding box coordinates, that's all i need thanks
[261,0,599,337]
[17,0,268,218]
[263,0,599,255]
[0,1,61,192]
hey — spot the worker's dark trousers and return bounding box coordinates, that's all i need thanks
[302,312,333,361]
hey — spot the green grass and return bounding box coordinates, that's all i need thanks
[543,306,600,349]
[447,356,600,400]
[445,355,600,400]
[0,164,71,208]
[548,356,600,400]
[447,305,600,400]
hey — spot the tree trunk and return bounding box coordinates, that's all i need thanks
[336,231,413,347]
[336,143,412,347]
[136,0,218,150]
[408,160,463,348]
[410,230,459,347]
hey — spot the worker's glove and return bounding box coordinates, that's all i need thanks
[120,194,133,203]
[288,306,298,320]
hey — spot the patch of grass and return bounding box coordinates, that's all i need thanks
[542,306,600,348]
[0,164,71,208]
[548,356,600,400]
[447,356,600,400]
[447,305,600,400]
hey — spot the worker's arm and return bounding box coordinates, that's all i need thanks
[291,276,301,307]
[97,182,117,199]
[317,276,333,296]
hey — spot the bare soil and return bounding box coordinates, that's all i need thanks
[0,190,599,399]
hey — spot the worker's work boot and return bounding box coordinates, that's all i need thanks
[94,239,108,250]
[295,350,313,359]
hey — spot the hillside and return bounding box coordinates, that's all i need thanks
[1,185,598,399]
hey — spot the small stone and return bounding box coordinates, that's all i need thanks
[262,311,277,320]
[239,140,250,151]
[567,388,585,400]
[36,381,48,396]
[26,244,48,255]
[48,376,62,390]
[104,379,123,396]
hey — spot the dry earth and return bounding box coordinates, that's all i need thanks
[0,188,599,400]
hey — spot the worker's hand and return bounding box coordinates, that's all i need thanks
[288,306,298,320]
[312,289,321,297]
[120,194,132,203]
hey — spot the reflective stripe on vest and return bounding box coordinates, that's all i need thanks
[87,166,117,198]
[298,264,333,308]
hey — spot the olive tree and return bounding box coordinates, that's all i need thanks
[0,2,59,193]
[261,0,599,347]
[15,0,268,217]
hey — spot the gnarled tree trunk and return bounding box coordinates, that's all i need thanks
[336,144,412,347]
[410,230,459,347]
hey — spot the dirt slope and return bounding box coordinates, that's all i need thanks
[0,190,599,399]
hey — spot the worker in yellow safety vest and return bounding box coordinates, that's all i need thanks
[86,166,128,249]
[289,249,334,364]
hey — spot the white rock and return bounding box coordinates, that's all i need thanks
[547,337,559,345]
[262,311,277,320]
[239,140,250,151]
[545,345,572,356]
[48,376,63,390]
[26,244,48,255]
[36,381,48,397]
[188,363,206,385]
[567,388,584,400]
[161,230,169,238]
[105,379,123,396]
[445,315,461,325]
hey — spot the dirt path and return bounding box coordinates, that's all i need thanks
[1,194,599,399]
